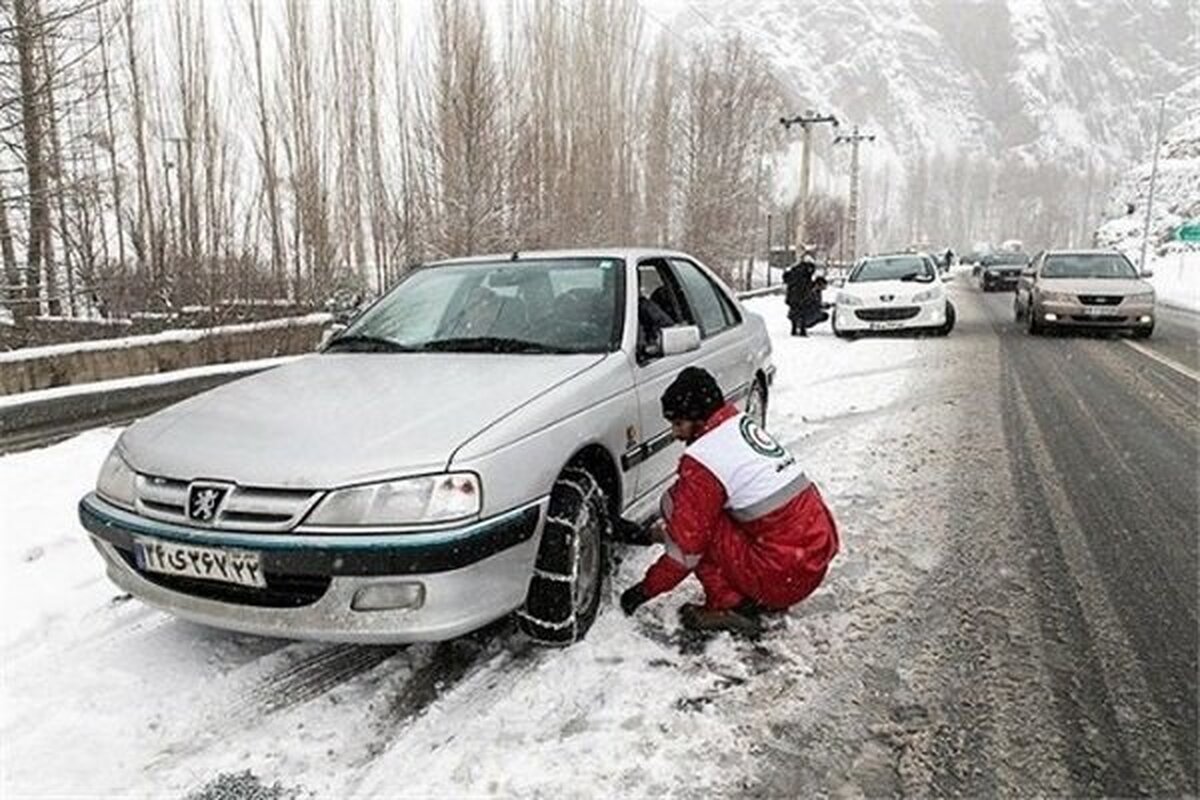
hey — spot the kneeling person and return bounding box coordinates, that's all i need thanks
[622,367,839,633]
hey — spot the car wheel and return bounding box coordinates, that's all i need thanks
[936,301,956,336]
[832,311,856,339]
[1027,304,1044,335]
[518,467,608,645]
[1132,325,1154,340]
[745,379,768,427]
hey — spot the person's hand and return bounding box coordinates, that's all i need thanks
[620,583,648,616]
[649,519,668,543]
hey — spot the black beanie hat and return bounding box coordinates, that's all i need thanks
[661,367,724,422]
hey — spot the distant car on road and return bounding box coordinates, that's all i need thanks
[1014,250,1155,338]
[977,251,1029,291]
[78,249,774,646]
[833,253,955,339]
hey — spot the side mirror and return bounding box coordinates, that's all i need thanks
[942,272,955,282]
[831,277,846,288]
[661,325,702,356]
[1022,268,1036,278]
[1141,269,1154,278]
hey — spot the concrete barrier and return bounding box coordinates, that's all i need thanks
[0,314,331,396]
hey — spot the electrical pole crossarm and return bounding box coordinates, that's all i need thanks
[779,110,840,258]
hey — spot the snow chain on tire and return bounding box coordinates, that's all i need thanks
[519,467,610,646]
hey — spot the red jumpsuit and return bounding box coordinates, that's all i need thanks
[639,405,839,611]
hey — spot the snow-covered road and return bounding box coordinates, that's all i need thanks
[1,294,946,797]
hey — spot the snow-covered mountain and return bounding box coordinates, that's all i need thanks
[677,0,1196,172]
[1096,74,1200,256]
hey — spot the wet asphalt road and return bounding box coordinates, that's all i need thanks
[753,278,1198,798]
[984,287,1199,796]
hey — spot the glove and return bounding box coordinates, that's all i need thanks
[620,583,649,616]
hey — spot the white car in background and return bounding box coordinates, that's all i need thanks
[832,253,956,338]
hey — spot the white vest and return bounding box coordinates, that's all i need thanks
[684,413,810,522]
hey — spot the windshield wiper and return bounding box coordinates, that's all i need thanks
[899,272,933,282]
[323,334,414,353]
[422,337,579,354]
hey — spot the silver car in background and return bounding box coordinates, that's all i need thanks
[78,249,773,645]
[1014,250,1156,338]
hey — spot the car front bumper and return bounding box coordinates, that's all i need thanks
[1033,300,1155,328]
[79,492,547,643]
[835,299,945,332]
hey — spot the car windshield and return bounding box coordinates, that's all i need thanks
[1042,254,1137,279]
[850,256,935,283]
[330,258,625,354]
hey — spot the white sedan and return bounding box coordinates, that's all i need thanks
[77,249,773,646]
[832,253,955,338]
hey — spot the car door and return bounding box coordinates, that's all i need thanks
[629,257,751,500]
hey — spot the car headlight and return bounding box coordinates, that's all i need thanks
[837,292,863,306]
[1040,290,1074,303]
[1128,292,1154,303]
[304,473,482,527]
[96,448,137,509]
[911,288,943,303]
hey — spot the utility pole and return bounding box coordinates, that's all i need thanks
[781,111,839,257]
[1139,95,1167,273]
[834,126,876,263]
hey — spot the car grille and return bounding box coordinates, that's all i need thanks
[856,307,920,322]
[116,547,330,607]
[135,475,319,532]
[1078,294,1123,306]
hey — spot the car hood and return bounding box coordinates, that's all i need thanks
[841,280,940,302]
[1039,278,1151,295]
[119,352,606,488]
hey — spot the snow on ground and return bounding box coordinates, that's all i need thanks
[1,296,932,798]
[1150,249,1200,313]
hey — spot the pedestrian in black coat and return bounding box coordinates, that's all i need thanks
[783,256,817,336]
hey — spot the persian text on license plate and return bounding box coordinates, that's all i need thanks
[133,538,266,588]
[869,321,906,331]
[1085,306,1120,317]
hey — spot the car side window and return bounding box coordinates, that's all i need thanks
[637,260,692,363]
[668,258,734,338]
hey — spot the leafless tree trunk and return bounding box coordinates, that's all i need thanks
[12,0,49,320]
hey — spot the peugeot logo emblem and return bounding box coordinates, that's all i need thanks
[880,294,895,303]
[187,482,231,524]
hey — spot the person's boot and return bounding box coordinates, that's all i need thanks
[679,603,762,637]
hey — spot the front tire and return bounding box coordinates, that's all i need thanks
[1027,303,1044,336]
[935,301,956,336]
[1132,325,1154,340]
[519,467,609,645]
[832,310,856,339]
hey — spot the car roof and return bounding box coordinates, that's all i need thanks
[1042,249,1126,256]
[427,248,694,267]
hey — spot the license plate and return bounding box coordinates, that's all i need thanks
[1084,306,1120,317]
[133,537,266,588]
[869,321,906,331]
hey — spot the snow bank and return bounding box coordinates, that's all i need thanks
[1150,250,1200,313]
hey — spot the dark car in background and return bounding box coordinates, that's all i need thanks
[978,252,1029,291]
